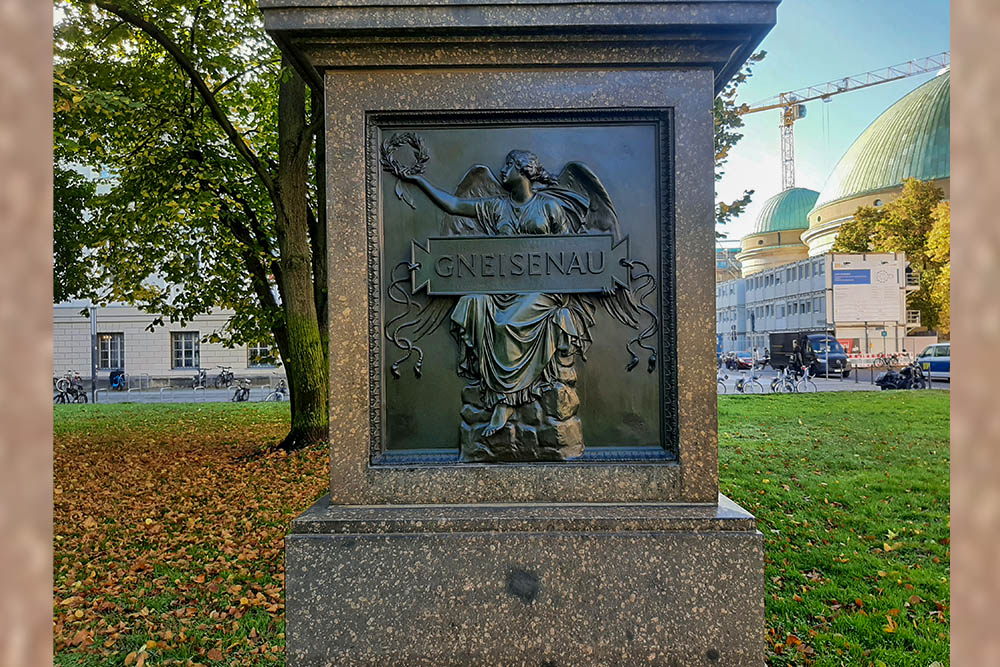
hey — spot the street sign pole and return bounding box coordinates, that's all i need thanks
[89,306,98,403]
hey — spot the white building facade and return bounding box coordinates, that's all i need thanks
[715,254,935,360]
[54,301,284,388]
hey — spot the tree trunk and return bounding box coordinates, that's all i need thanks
[275,60,329,451]
[309,86,330,371]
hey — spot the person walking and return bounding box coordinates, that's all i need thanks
[790,338,805,378]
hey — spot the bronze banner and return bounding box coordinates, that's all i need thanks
[410,234,630,295]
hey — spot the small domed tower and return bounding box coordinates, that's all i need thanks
[736,187,819,277]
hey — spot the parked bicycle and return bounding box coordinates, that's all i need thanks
[734,369,764,394]
[192,368,208,389]
[231,378,252,402]
[794,366,818,393]
[214,366,235,389]
[717,369,729,394]
[264,378,288,402]
[54,370,87,403]
[874,351,910,368]
[770,367,795,393]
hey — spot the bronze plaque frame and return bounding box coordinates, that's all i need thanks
[365,108,677,465]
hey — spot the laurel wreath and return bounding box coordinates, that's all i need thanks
[380,132,429,178]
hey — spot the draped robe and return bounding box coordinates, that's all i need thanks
[449,190,595,408]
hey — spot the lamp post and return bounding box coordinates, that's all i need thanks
[89,305,98,403]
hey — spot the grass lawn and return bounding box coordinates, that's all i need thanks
[54,392,949,666]
[720,391,950,666]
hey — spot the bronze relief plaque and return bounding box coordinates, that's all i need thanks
[367,110,676,464]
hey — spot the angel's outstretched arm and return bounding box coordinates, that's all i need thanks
[405,175,479,218]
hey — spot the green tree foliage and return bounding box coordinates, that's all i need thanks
[714,50,766,234]
[53,165,97,302]
[926,201,950,335]
[832,179,950,333]
[54,0,327,450]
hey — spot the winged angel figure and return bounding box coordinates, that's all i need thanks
[383,137,657,456]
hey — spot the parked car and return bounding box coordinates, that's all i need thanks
[916,342,950,380]
[730,351,754,370]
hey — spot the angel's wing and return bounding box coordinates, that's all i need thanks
[555,161,637,325]
[554,163,658,371]
[439,165,504,236]
[556,162,622,242]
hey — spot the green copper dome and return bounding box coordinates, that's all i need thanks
[751,187,820,234]
[811,70,950,213]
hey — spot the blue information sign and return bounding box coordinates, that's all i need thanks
[832,269,871,285]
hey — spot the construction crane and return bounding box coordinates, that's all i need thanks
[738,51,950,190]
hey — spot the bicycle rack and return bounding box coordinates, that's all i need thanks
[159,387,171,402]
[127,373,152,392]
[95,388,107,403]
[193,386,205,402]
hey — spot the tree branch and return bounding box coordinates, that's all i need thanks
[93,0,278,202]
[211,59,281,96]
[217,198,280,315]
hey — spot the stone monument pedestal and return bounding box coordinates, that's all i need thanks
[259,1,778,665]
[286,496,762,666]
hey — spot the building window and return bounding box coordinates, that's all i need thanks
[803,301,811,313]
[791,302,798,315]
[97,333,124,370]
[819,261,825,275]
[778,305,785,318]
[814,297,823,314]
[171,332,200,369]
[248,342,277,368]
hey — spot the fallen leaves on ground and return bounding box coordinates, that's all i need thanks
[53,403,326,666]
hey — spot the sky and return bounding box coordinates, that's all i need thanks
[715,0,951,244]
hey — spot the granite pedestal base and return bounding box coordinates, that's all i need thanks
[285,495,763,666]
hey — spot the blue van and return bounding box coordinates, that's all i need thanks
[916,342,950,380]
[807,334,850,377]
